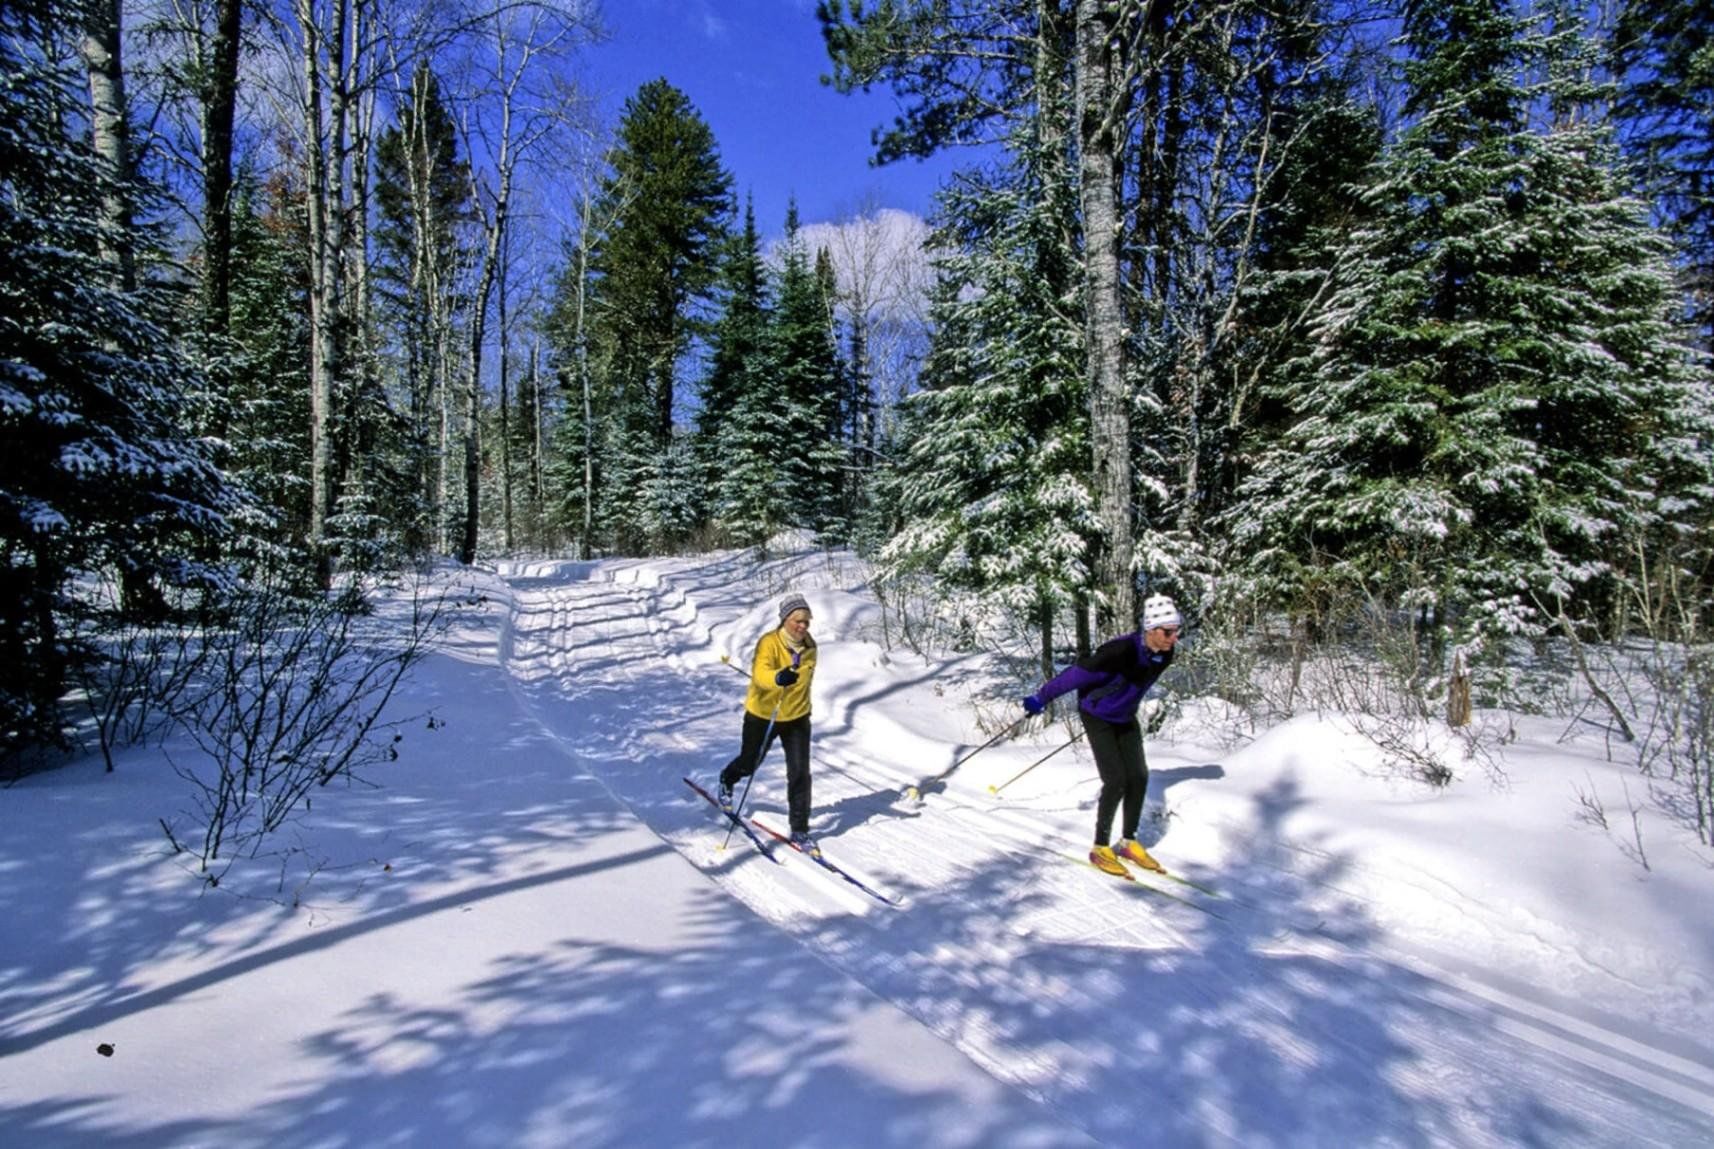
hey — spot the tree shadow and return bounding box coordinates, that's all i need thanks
[7,562,1711,1147]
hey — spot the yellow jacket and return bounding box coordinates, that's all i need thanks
[744,628,817,721]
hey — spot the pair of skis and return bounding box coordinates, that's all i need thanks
[683,777,899,907]
[684,774,1218,915]
[1070,850,1224,915]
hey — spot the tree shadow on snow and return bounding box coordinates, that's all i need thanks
[9,566,1712,1148]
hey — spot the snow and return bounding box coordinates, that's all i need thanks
[4,544,1714,1147]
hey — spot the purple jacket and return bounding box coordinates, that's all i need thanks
[1036,633,1174,726]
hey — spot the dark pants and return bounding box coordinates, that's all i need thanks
[720,712,813,834]
[1082,711,1148,846]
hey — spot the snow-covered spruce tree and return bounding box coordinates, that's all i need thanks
[713,365,793,550]
[1221,77,1384,511]
[1,1,231,757]
[220,176,313,557]
[822,0,1107,639]
[700,197,777,544]
[768,204,850,540]
[636,430,705,552]
[577,79,731,554]
[1613,0,1714,353]
[1229,0,1713,680]
[877,137,1095,673]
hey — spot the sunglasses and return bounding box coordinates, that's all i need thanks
[1155,627,1180,637]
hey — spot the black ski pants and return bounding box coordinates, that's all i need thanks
[1082,711,1148,847]
[720,712,813,834]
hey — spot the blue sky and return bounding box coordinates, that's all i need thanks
[580,0,967,236]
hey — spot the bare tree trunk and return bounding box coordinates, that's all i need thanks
[299,0,352,574]
[1038,600,1055,682]
[324,0,353,546]
[201,0,242,336]
[80,0,134,293]
[397,62,455,555]
[530,339,543,546]
[575,181,595,560]
[581,361,594,560]
[1076,0,1134,630]
[438,347,451,552]
[80,0,162,616]
[462,249,493,565]
[456,8,548,566]
[461,174,508,564]
[460,157,511,564]
[498,221,513,552]
[300,0,332,555]
[348,0,376,408]
[339,0,379,515]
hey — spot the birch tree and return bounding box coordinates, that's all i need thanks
[572,79,731,553]
[799,201,935,526]
[373,63,472,555]
[449,0,594,564]
[1074,0,1132,626]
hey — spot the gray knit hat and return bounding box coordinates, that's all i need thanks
[779,593,810,623]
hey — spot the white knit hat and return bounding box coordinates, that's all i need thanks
[779,593,810,623]
[1141,593,1182,632]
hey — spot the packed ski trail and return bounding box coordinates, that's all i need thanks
[501,552,1714,1147]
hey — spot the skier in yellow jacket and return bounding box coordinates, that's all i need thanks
[717,594,820,851]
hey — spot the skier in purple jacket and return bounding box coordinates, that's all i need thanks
[1022,594,1183,876]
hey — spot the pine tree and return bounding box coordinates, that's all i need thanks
[1218,76,1384,520]
[574,79,732,552]
[699,196,772,541]
[1230,0,1713,651]
[1,3,232,754]
[877,136,1095,651]
[770,206,849,537]
[712,371,793,549]
[1613,0,1714,350]
[223,174,312,549]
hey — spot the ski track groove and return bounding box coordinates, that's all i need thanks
[496,558,1714,1143]
[508,571,872,922]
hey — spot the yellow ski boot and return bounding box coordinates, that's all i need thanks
[1116,838,1165,873]
[1089,844,1129,877]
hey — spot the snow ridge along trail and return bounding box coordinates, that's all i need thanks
[498,551,1714,1148]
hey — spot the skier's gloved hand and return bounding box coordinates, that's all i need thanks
[775,668,800,687]
[1022,694,1044,716]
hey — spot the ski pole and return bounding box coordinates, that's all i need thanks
[902,712,1032,802]
[722,703,779,850]
[720,647,797,850]
[988,728,1087,797]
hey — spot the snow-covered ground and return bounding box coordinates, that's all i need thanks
[4,545,1713,1147]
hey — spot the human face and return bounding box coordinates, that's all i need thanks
[1143,625,1180,653]
[783,609,812,642]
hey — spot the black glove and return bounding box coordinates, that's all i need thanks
[775,667,800,687]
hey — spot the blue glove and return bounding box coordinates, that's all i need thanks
[775,667,800,687]
[1022,694,1044,715]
